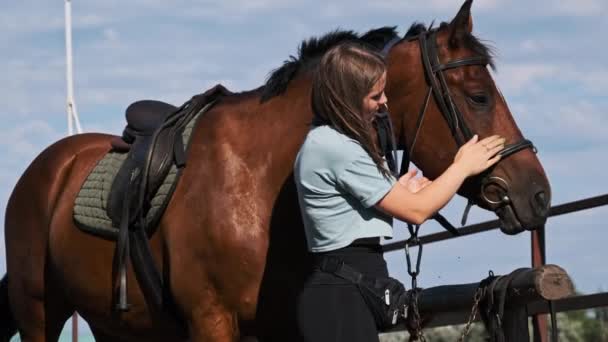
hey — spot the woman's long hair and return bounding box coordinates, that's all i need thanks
[311,42,392,179]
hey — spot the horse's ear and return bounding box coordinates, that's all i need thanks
[448,0,474,48]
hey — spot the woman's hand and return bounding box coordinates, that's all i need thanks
[453,135,505,177]
[398,169,432,194]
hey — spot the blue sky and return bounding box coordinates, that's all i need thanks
[2,0,607,337]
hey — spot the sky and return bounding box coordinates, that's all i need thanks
[1,0,607,338]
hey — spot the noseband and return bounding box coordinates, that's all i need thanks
[382,29,537,227]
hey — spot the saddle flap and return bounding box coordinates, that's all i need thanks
[107,135,154,225]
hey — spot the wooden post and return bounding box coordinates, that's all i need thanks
[416,264,572,313]
[531,226,548,342]
[384,265,574,335]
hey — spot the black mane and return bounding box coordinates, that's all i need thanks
[261,27,399,102]
[260,23,495,101]
[405,22,496,69]
[404,22,429,38]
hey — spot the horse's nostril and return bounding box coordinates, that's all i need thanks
[535,191,545,206]
[532,191,549,216]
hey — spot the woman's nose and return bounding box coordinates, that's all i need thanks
[379,93,388,105]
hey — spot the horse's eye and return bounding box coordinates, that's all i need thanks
[468,93,490,106]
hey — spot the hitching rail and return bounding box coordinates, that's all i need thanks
[382,193,608,339]
[384,264,574,332]
[382,194,608,251]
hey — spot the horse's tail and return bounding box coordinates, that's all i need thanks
[0,274,17,340]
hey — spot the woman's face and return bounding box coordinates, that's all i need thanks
[361,71,388,121]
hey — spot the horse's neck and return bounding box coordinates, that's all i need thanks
[244,77,313,177]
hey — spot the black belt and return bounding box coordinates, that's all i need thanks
[318,256,364,284]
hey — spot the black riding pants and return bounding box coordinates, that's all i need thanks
[296,239,388,342]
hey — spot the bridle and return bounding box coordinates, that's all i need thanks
[379,30,555,341]
[382,29,536,221]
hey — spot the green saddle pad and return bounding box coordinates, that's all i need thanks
[73,107,204,239]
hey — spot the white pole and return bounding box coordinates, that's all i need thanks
[65,1,80,341]
[65,0,82,135]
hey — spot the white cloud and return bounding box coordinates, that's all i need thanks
[540,145,608,202]
[316,0,503,20]
[511,96,608,149]
[101,28,119,43]
[573,70,608,95]
[553,102,608,141]
[520,39,541,53]
[0,3,110,35]
[552,0,607,16]
[0,56,66,119]
[367,0,501,13]
[0,12,64,33]
[492,62,608,137]
[493,64,558,94]
[471,0,607,17]
[0,120,63,159]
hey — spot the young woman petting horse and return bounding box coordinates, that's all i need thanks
[1,1,550,341]
[294,42,505,341]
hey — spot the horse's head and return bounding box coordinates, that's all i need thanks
[385,0,551,234]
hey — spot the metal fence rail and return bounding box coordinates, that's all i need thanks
[385,291,608,330]
[382,193,608,341]
[382,194,608,252]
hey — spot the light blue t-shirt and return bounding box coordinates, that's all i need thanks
[294,125,397,252]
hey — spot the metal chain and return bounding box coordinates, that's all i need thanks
[456,286,486,342]
[409,290,426,342]
[404,223,488,342]
[405,224,426,342]
[405,224,423,289]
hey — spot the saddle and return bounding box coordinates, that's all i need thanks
[99,84,232,315]
[106,99,180,230]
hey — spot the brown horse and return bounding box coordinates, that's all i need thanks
[1,1,550,341]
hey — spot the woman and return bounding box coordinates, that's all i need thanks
[293,42,505,341]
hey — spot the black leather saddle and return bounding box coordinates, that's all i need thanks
[105,84,232,313]
[124,100,179,141]
[107,84,232,232]
[107,99,181,231]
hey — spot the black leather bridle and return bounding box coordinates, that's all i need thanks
[378,29,555,340]
[381,28,537,230]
